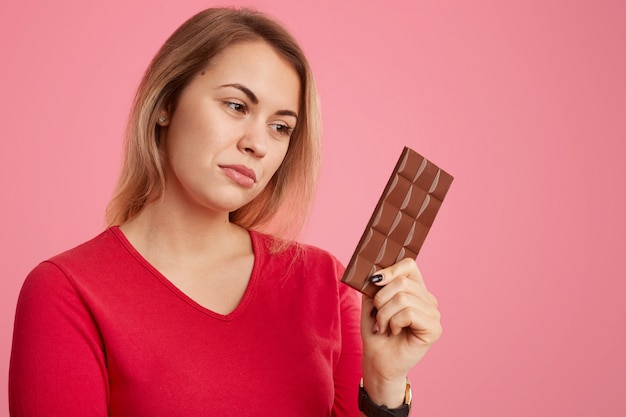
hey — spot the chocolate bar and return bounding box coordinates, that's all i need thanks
[341,147,453,297]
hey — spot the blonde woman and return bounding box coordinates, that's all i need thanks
[10,8,441,417]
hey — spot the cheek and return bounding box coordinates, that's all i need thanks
[271,142,290,174]
[164,132,211,181]
[255,146,288,191]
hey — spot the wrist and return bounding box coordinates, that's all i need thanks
[361,377,407,408]
[361,361,408,408]
[358,377,412,417]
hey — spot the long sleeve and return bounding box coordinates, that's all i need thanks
[332,264,364,417]
[9,261,109,417]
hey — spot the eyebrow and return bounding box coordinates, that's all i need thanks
[220,83,298,119]
[221,83,258,104]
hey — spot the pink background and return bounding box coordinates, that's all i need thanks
[2,0,625,415]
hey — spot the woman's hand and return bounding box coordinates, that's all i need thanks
[360,258,442,407]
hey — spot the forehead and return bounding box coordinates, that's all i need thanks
[198,41,301,106]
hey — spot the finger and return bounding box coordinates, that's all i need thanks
[374,291,440,336]
[372,275,434,311]
[360,295,379,335]
[386,306,443,344]
[369,258,423,287]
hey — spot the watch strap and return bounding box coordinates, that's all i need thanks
[358,379,411,417]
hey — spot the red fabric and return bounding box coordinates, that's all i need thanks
[10,227,362,416]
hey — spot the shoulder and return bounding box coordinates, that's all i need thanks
[249,230,361,325]
[47,227,125,266]
[24,227,130,290]
[17,229,117,313]
[250,229,345,277]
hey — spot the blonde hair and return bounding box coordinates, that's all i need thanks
[106,8,321,242]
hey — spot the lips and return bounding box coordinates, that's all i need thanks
[219,164,257,188]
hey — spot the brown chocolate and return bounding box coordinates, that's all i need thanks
[341,147,453,297]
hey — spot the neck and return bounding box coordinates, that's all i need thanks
[119,197,250,266]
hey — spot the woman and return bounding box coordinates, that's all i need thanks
[9,8,441,416]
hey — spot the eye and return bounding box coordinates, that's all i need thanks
[225,101,247,113]
[270,123,294,137]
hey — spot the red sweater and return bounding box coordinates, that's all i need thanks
[10,227,362,416]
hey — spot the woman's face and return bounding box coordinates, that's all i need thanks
[159,40,300,215]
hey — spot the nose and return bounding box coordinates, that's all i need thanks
[238,120,268,158]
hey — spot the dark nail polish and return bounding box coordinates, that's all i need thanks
[370,307,378,318]
[369,274,383,284]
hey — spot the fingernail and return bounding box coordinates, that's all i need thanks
[372,323,380,334]
[370,307,378,318]
[369,274,383,284]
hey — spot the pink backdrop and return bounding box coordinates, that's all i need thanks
[2,0,625,415]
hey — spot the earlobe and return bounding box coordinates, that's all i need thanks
[157,115,169,126]
[157,107,171,126]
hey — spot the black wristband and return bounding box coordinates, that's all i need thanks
[358,385,410,417]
